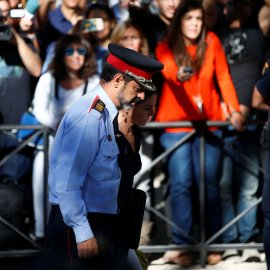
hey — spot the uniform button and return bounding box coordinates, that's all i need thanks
[108,135,112,141]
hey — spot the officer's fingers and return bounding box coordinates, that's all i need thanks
[77,242,89,258]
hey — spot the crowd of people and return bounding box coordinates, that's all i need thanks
[1,0,270,268]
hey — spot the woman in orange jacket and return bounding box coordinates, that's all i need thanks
[154,0,245,267]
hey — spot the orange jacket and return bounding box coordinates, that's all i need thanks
[155,31,240,132]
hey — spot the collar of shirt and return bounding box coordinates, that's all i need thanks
[96,83,118,123]
[49,6,72,31]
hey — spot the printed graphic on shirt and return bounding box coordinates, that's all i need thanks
[223,32,247,64]
[0,57,24,78]
[0,57,25,97]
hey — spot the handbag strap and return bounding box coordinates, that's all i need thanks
[83,79,88,95]
[55,79,88,100]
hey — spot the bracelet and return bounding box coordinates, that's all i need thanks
[229,111,242,117]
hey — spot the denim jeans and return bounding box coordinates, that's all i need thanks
[160,130,222,245]
[262,154,270,269]
[220,129,260,243]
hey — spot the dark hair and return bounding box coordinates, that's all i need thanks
[48,34,97,80]
[166,0,207,73]
[84,2,116,45]
[101,60,133,83]
[85,2,115,21]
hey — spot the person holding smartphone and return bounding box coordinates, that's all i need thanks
[154,1,245,267]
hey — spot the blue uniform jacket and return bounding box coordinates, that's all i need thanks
[48,83,121,243]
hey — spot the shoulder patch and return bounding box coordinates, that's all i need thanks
[262,61,269,76]
[88,95,105,114]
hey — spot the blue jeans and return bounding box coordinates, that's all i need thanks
[160,130,222,245]
[220,129,259,243]
[262,154,270,269]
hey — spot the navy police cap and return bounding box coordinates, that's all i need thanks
[107,43,164,92]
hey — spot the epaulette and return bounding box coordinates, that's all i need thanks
[88,95,105,114]
[262,60,270,76]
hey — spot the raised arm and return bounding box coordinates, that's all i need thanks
[11,27,42,77]
[36,0,55,30]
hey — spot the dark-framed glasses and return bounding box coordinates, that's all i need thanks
[65,47,87,56]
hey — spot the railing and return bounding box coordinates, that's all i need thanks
[0,125,51,258]
[137,120,265,268]
[0,120,265,268]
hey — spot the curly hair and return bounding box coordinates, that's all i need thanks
[48,34,98,80]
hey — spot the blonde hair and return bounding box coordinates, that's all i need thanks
[111,19,149,56]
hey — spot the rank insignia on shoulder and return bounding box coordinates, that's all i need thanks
[93,99,105,114]
[88,96,105,114]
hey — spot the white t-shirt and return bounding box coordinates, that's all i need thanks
[33,72,100,130]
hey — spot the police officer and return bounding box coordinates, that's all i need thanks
[46,44,163,269]
[252,58,270,269]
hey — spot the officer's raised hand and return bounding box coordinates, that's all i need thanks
[77,237,99,258]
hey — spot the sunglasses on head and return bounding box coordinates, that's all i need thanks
[65,47,87,56]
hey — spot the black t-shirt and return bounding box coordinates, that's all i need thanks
[214,18,267,106]
[0,36,36,125]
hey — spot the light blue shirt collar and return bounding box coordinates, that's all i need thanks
[95,83,118,123]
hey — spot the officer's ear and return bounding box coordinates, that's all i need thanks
[113,73,125,88]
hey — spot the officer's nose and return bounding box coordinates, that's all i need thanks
[138,91,145,100]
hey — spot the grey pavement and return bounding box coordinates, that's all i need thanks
[148,261,267,270]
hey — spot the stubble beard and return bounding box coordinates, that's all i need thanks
[116,84,135,111]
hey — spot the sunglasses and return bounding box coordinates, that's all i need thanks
[65,47,87,56]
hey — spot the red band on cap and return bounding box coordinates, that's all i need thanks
[107,53,153,80]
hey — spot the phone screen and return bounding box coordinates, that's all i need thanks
[80,18,104,32]
[10,9,25,18]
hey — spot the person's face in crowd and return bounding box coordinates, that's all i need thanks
[0,1,10,24]
[88,8,115,43]
[131,94,157,126]
[64,43,86,74]
[118,26,142,53]
[181,8,203,46]
[63,0,81,9]
[116,80,145,110]
[154,0,181,24]
[19,15,34,33]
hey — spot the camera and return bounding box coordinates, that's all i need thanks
[0,8,24,40]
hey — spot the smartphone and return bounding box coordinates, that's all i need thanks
[10,9,25,18]
[80,18,104,32]
[183,67,193,73]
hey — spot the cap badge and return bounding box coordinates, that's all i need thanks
[125,70,153,83]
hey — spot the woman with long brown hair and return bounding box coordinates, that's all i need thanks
[154,0,245,267]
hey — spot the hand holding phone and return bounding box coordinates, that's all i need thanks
[183,67,193,73]
[177,66,194,82]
